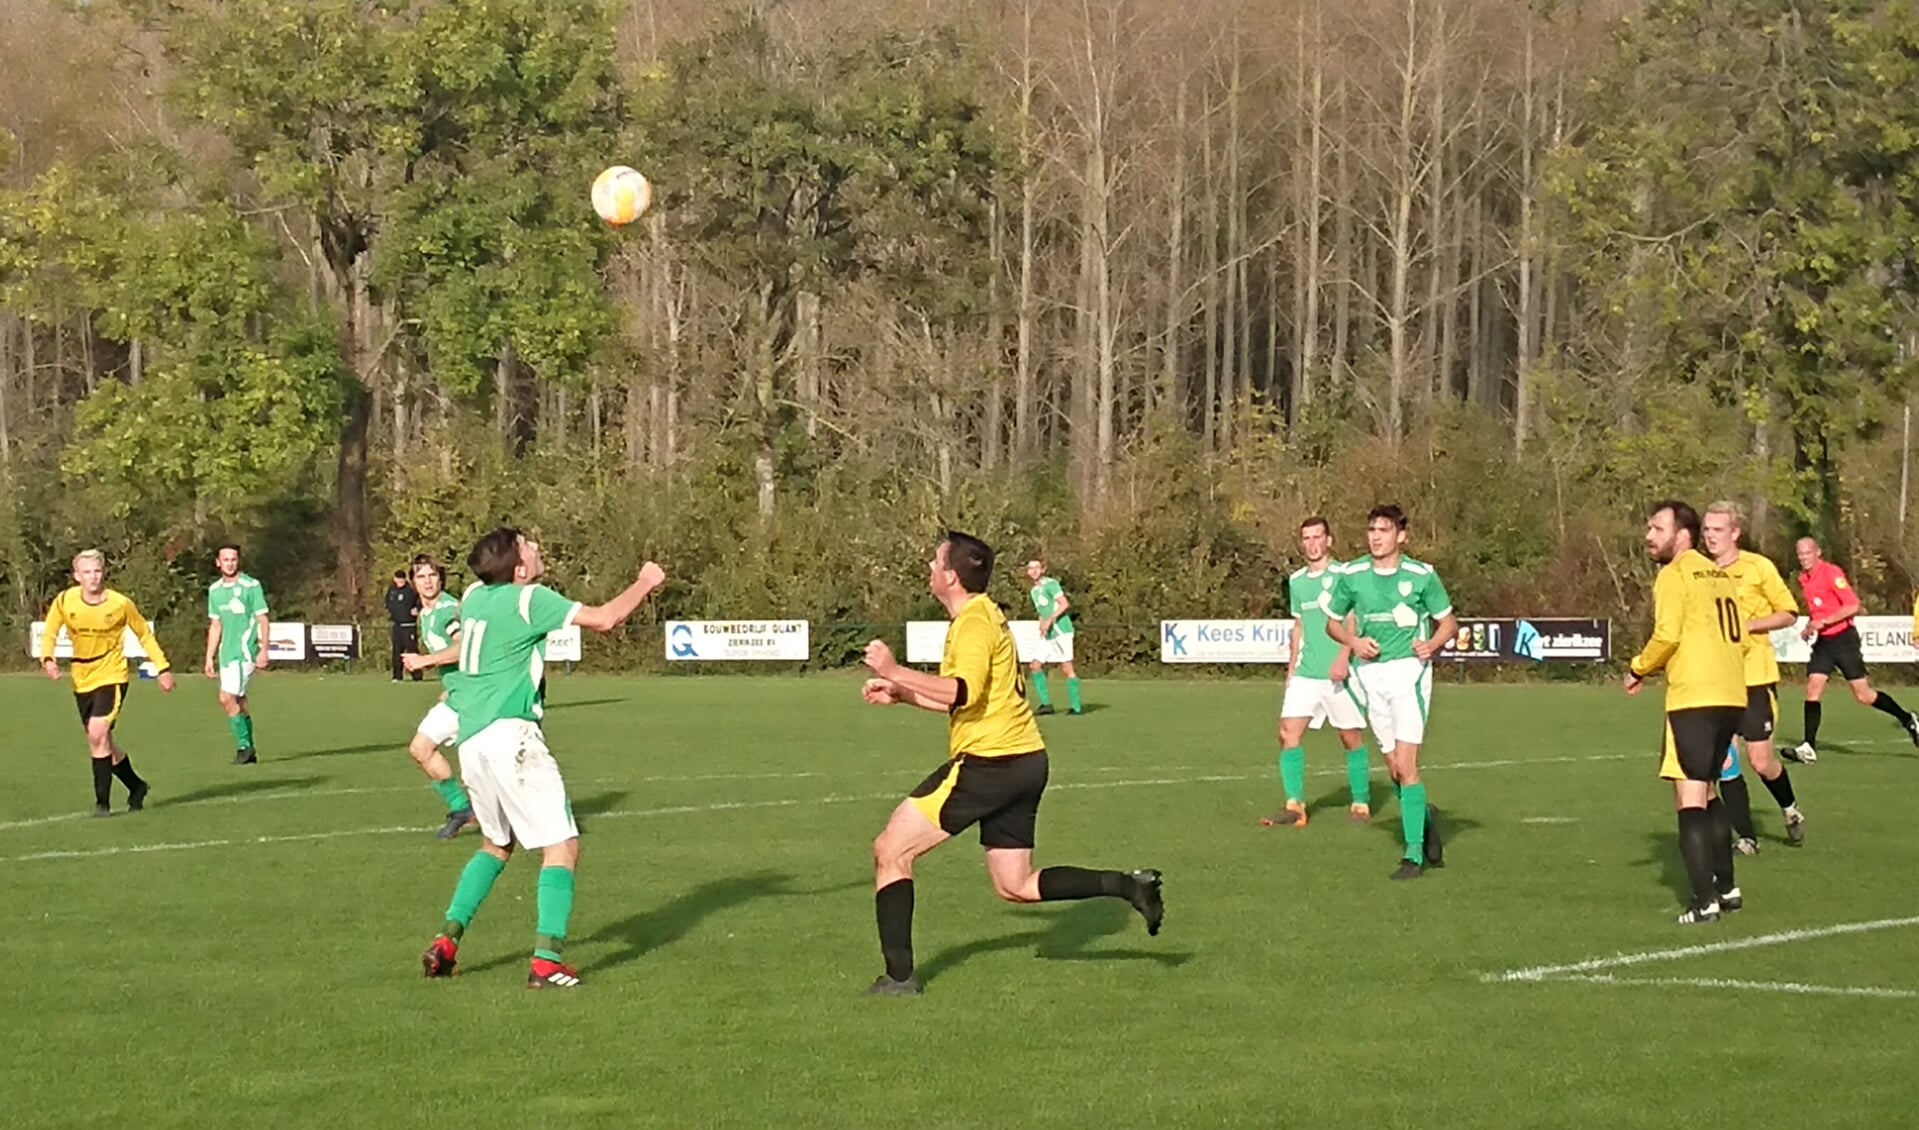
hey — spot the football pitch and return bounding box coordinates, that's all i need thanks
[6,674,1918,1129]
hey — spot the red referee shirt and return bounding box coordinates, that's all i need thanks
[1798,560,1858,638]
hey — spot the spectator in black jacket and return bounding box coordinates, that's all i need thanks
[386,567,422,682]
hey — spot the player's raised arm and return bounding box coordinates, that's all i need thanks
[403,641,461,673]
[571,562,667,633]
[864,639,963,713]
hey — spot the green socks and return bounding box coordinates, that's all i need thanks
[443,851,506,938]
[431,777,470,814]
[1278,748,1306,804]
[1346,748,1371,808]
[534,866,576,961]
[1066,677,1082,713]
[1400,783,1428,865]
[1031,671,1052,708]
[227,713,253,751]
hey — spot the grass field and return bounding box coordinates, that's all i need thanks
[5,672,1919,1129]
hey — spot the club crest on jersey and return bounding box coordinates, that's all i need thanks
[1321,577,1333,590]
[1398,581,1413,597]
[227,597,246,614]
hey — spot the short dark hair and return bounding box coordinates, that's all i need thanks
[468,527,524,586]
[1651,500,1701,546]
[216,543,241,556]
[393,568,408,581]
[1299,516,1330,535]
[1367,504,1408,531]
[942,530,994,594]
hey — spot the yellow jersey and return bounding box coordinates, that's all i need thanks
[40,588,169,694]
[942,594,1044,758]
[1629,549,1745,711]
[1722,551,1797,687]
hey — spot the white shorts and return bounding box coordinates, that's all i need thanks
[1280,675,1366,731]
[416,701,459,748]
[1348,657,1434,749]
[459,719,577,850]
[218,659,255,698]
[1031,635,1074,665]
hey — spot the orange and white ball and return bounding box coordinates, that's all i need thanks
[591,166,652,227]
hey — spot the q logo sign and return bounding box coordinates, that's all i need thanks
[668,623,698,659]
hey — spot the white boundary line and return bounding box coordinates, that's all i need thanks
[0,750,1641,865]
[1549,974,1919,1000]
[1485,916,1919,983]
[0,750,1639,835]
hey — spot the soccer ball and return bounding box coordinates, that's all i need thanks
[591,166,652,227]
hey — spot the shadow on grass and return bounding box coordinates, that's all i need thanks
[585,871,809,973]
[165,776,330,807]
[275,742,395,762]
[1638,831,1693,905]
[916,898,1193,988]
[544,698,626,713]
[1363,802,1481,855]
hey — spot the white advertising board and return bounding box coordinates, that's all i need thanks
[665,620,809,661]
[905,620,1048,665]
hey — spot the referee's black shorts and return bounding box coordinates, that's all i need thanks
[1807,625,1867,682]
[1659,707,1743,782]
[906,750,1048,849]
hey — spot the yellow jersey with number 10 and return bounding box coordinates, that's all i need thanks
[1723,551,1797,688]
[1629,549,1745,711]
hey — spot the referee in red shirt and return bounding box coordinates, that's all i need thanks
[1791,537,1919,761]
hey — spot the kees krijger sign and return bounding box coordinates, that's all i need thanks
[1159,620,1294,664]
[665,620,810,662]
[1440,618,1611,664]
[306,624,360,662]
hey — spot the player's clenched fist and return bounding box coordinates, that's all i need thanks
[863,639,898,678]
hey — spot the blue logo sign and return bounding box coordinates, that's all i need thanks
[1162,622,1188,657]
[668,623,697,659]
[1514,619,1542,662]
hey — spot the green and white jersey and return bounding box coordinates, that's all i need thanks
[207,574,269,665]
[453,582,579,740]
[1326,557,1453,664]
[418,591,462,686]
[1030,577,1074,639]
[1287,561,1348,680]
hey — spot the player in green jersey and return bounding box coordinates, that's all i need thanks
[420,528,666,989]
[405,558,476,841]
[202,544,270,765]
[1263,517,1372,828]
[1024,558,1081,715]
[1325,505,1459,880]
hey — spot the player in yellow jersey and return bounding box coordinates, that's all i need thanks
[856,531,1164,996]
[40,550,176,817]
[1625,503,1747,925]
[1701,502,1806,852]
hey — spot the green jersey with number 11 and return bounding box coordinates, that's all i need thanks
[1327,558,1453,664]
[454,583,581,741]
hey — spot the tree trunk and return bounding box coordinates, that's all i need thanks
[985,197,1004,470]
[1331,73,1353,396]
[1014,0,1037,462]
[1515,14,1538,452]
[1202,104,1219,451]
[1221,34,1242,451]
[1158,73,1187,435]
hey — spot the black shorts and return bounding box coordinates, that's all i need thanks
[74,683,127,729]
[906,750,1048,849]
[1659,706,1743,782]
[1740,684,1778,743]
[1808,625,1867,681]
